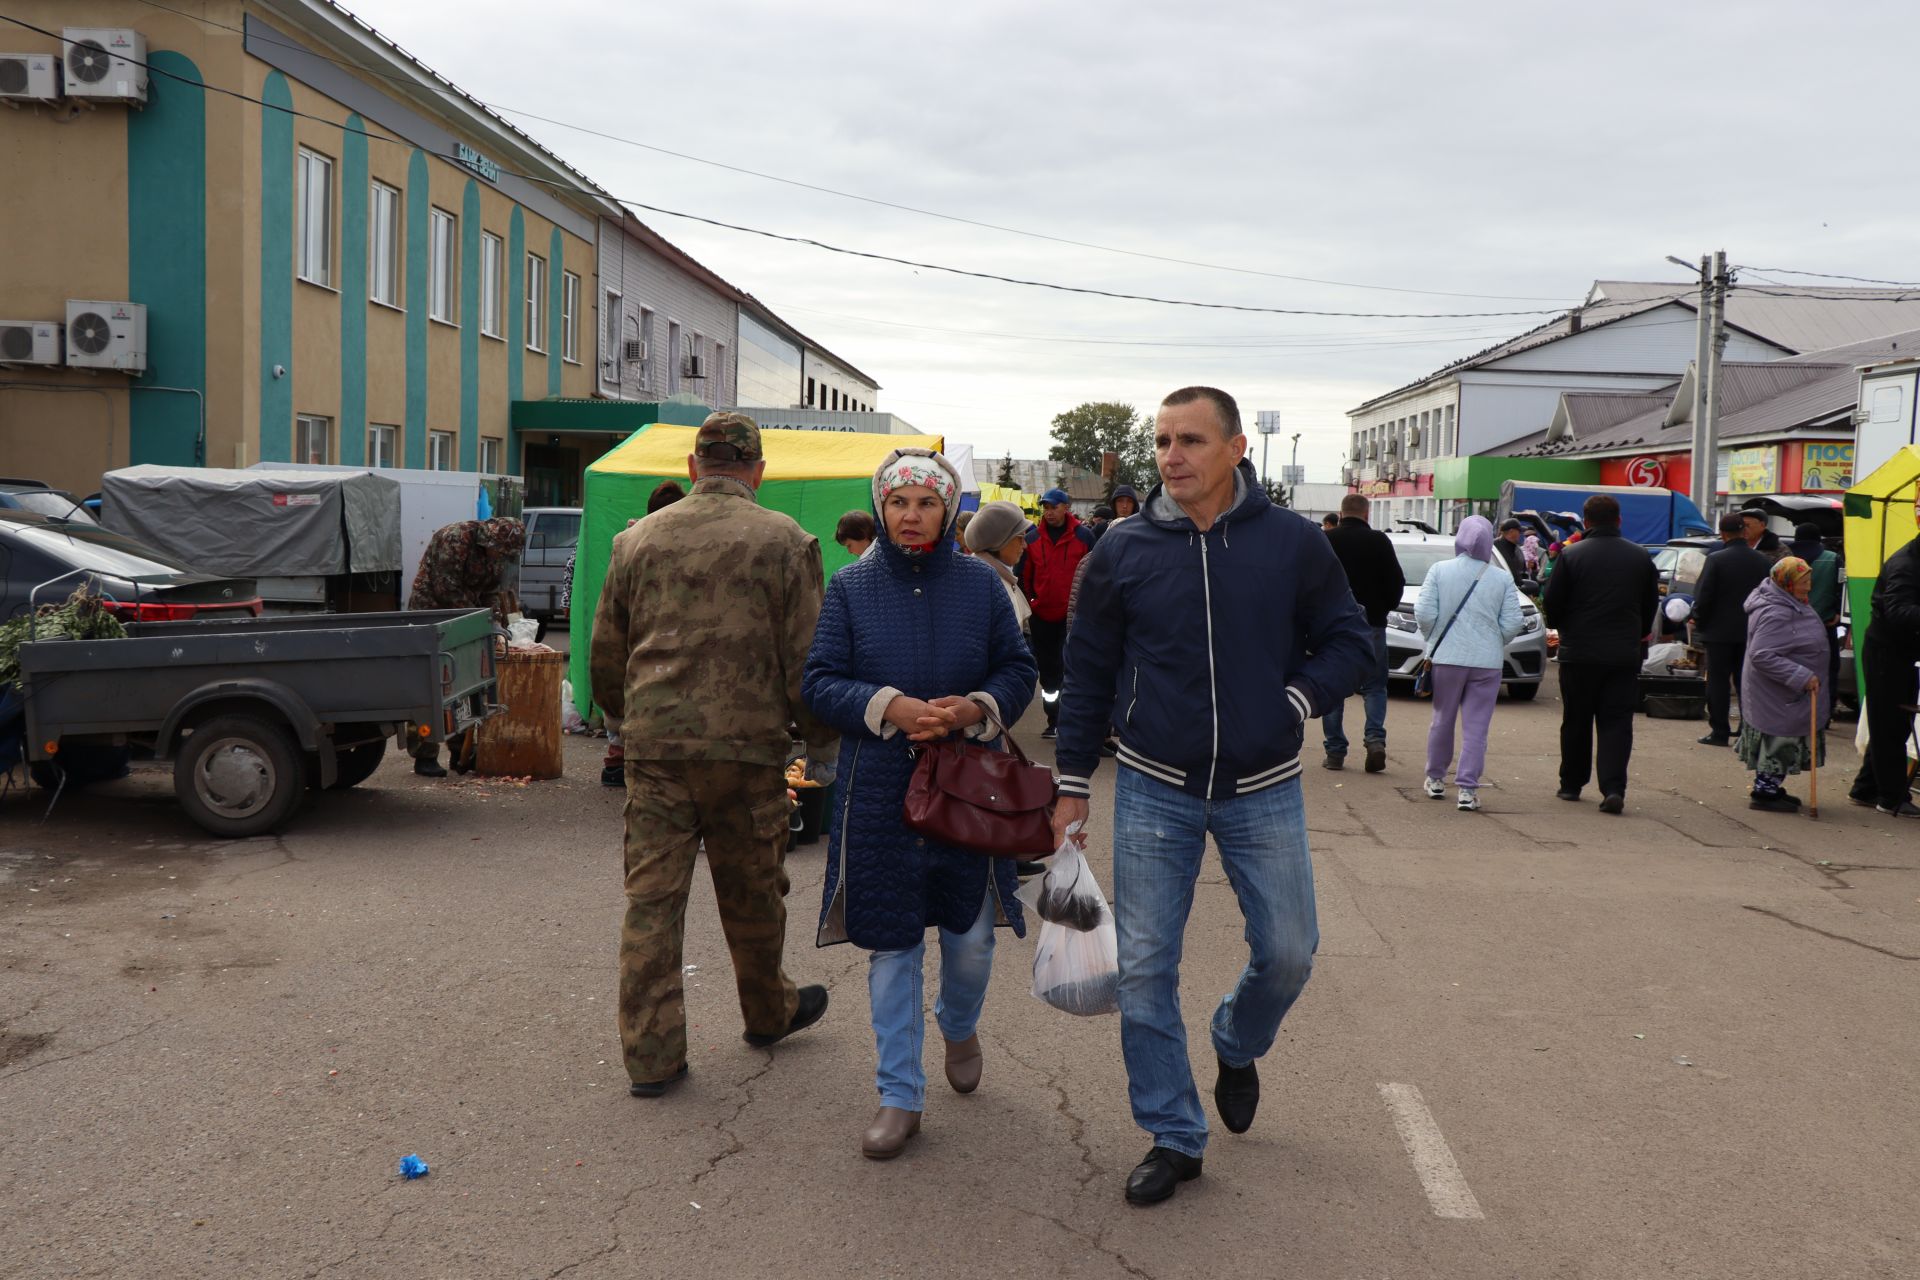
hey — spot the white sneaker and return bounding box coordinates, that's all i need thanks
[1423,776,1446,799]
[1456,789,1480,812]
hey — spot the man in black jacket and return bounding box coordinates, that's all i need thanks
[1690,513,1772,746]
[1322,494,1406,772]
[1542,494,1659,813]
[1495,519,1530,583]
[1848,523,1920,818]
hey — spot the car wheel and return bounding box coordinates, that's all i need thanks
[328,739,388,790]
[1506,682,1540,702]
[173,712,303,838]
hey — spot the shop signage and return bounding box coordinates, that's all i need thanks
[1721,446,1779,495]
[1624,456,1665,488]
[1801,441,1854,491]
[454,143,500,184]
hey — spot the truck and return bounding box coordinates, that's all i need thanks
[1498,480,1714,546]
[13,604,501,837]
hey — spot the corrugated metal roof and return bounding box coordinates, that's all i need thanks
[971,458,1107,501]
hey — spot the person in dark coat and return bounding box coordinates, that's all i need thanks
[1739,507,1783,559]
[1736,557,1832,812]
[1322,493,1406,772]
[406,516,524,776]
[1494,519,1530,583]
[1542,494,1659,813]
[1110,484,1142,522]
[803,448,1039,1158]
[1788,521,1844,690]
[1690,512,1772,746]
[1848,520,1920,818]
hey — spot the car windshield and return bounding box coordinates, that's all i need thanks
[6,520,195,579]
[6,490,97,524]
[1393,545,1459,586]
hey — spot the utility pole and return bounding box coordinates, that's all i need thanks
[1702,250,1730,512]
[1685,254,1713,515]
[1288,432,1301,507]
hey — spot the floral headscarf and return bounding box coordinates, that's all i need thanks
[1770,554,1812,601]
[871,447,962,556]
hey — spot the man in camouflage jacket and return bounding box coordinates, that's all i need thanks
[589,412,838,1095]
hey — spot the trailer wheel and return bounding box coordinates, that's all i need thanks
[328,738,388,790]
[174,713,303,838]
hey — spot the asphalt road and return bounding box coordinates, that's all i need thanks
[2,687,1915,1280]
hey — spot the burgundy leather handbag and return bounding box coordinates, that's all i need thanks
[903,708,1058,857]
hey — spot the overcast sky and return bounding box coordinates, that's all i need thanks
[348,0,1920,482]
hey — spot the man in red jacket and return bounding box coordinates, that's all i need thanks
[1022,488,1097,737]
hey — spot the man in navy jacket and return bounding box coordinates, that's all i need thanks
[1052,386,1373,1206]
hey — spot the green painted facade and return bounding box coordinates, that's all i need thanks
[128,51,207,466]
[258,71,294,463]
[1432,455,1600,502]
[403,149,430,468]
[547,226,564,396]
[459,179,481,470]
[338,113,369,465]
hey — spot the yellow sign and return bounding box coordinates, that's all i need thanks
[1801,441,1854,491]
[1724,446,1778,495]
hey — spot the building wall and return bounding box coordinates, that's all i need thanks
[1487,305,1787,375]
[1347,383,1459,481]
[802,349,877,413]
[0,1,599,494]
[594,217,736,407]
[735,309,803,408]
[1457,371,1678,456]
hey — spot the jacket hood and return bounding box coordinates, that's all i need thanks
[1455,515,1494,562]
[870,446,964,546]
[1745,576,1811,623]
[1110,484,1140,503]
[1141,459,1269,533]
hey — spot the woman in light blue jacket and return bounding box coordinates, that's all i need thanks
[1415,516,1525,811]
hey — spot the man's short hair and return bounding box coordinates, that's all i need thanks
[835,510,875,545]
[1322,513,1339,528]
[1719,512,1746,535]
[647,481,686,514]
[1499,518,1522,533]
[1160,386,1242,438]
[1583,494,1621,528]
[1339,493,1369,517]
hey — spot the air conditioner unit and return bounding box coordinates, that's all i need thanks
[1384,460,1402,481]
[62,28,146,105]
[1384,438,1401,456]
[1349,445,1362,464]
[1340,466,1354,486]
[623,338,646,363]
[1408,427,1424,447]
[65,300,146,372]
[1852,407,1871,426]
[683,354,705,379]
[0,320,63,365]
[1366,442,1379,460]
[0,52,61,103]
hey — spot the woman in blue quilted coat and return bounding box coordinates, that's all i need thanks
[803,447,1038,1160]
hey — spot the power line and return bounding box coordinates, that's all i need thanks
[0,13,1575,322]
[1735,265,1920,289]
[121,0,1573,304]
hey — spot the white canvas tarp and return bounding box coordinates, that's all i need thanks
[100,465,401,577]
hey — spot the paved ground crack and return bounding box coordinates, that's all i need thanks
[1340,801,1388,848]
[1743,906,1920,960]
[545,1182,649,1280]
[1004,1204,1155,1279]
[982,1029,1102,1188]
[690,1051,777,1190]
[0,1017,167,1081]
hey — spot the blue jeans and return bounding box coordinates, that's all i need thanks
[866,888,996,1110]
[1323,626,1389,755]
[1112,768,1318,1158]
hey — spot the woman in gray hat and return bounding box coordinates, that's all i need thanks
[964,500,1034,635]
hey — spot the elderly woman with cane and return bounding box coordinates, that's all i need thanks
[1737,556,1831,813]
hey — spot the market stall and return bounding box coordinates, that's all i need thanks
[1843,444,1920,705]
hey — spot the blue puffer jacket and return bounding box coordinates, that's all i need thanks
[803,538,1039,952]
[1057,461,1375,801]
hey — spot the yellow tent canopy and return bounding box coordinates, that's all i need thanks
[1842,443,1920,702]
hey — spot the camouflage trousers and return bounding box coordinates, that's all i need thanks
[619,759,799,1085]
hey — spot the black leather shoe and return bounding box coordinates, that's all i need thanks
[628,1064,688,1097]
[601,763,624,787]
[1322,753,1345,771]
[1696,733,1730,747]
[1555,788,1581,802]
[743,984,829,1048]
[1214,1056,1259,1134]
[1599,794,1625,815]
[1364,743,1387,773]
[1749,793,1797,813]
[413,756,447,778]
[1124,1147,1202,1206]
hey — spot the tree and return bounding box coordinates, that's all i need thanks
[1049,401,1156,491]
[997,452,1016,486]
[1262,476,1290,508]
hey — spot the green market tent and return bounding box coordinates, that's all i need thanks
[567,424,942,716]
[1843,444,1920,703]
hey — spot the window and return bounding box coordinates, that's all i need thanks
[429,208,457,323]
[637,307,654,386]
[480,232,503,336]
[479,437,503,474]
[666,320,681,392]
[297,148,333,286]
[562,271,580,362]
[367,423,398,468]
[368,181,400,306]
[806,377,815,407]
[428,430,456,471]
[525,253,547,351]
[294,414,332,464]
[714,342,726,400]
[602,289,622,381]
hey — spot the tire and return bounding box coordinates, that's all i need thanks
[328,738,388,790]
[173,712,304,838]
[1507,682,1540,702]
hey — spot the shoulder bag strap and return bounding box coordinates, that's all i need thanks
[1426,561,1492,660]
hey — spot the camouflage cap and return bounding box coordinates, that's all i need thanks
[695,411,763,462]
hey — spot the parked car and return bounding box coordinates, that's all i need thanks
[1654,536,1719,597]
[519,506,580,637]
[1,510,260,623]
[1381,531,1548,700]
[0,478,98,525]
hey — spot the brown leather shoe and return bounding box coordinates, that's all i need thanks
[860,1106,922,1159]
[944,1034,983,1094]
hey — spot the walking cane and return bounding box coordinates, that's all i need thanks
[1807,686,1820,820]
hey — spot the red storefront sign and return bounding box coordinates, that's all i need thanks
[1597,442,1850,495]
[1600,453,1692,493]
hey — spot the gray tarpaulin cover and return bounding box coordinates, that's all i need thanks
[100,466,402,576]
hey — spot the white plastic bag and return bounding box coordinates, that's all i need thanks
[1018,836,1119,1017]
[506,614,539,647]
[560,679,586,734]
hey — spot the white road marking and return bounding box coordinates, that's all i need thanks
[1378,1082,1485,1220]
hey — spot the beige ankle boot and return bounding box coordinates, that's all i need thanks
[860,1106,922,1159]
[943,1034,982,1094]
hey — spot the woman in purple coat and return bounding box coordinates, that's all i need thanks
[1737,557,1831,812]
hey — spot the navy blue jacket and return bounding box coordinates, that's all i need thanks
[803,538,1038,951]
[1057,462,1375,801]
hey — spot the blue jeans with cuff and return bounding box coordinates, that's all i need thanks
[866,887,996,1110]
[1323,626,1390,754]
[1112,768,1318,1158]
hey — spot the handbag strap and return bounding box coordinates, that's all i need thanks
[973,699,1033,766]
[1426,561,1492,660]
